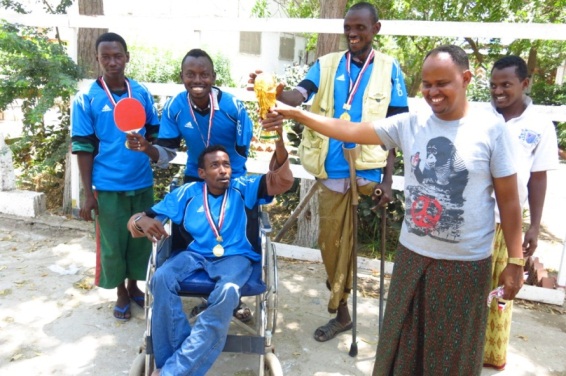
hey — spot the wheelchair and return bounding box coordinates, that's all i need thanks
[129,205,283,376]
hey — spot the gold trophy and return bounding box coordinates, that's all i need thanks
[254,72,280,140]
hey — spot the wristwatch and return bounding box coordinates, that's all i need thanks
[507,257,525,266]
[133,214,144,232]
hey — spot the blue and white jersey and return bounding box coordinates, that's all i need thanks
[71,78,160,191]
[302,55,408,181]
[151,176,273,261]
[158,88,254,179]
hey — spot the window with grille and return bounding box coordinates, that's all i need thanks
[240,32,261,55]
[279,35,295,61]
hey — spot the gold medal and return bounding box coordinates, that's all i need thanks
[213,244,225,257]
[340,111,351,121]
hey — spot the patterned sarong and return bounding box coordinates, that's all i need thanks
[373,244,492,376]
[483,224,512,369]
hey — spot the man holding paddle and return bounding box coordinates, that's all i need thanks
[71,32,160,321]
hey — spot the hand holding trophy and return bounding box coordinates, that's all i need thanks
[253,72,280,140]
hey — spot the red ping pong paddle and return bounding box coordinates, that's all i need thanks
[114,98,146,133]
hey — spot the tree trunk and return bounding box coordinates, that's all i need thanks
[77,0,107,78]
[62,144,73,214]
[314,0,348,59]
[294,179,320,248]
[64,0,106,215]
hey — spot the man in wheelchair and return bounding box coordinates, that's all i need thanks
[127,129,292,376]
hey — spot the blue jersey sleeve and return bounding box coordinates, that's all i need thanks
[151,183,196,224]
[158,95,183,140]
[389,59,409,108]
[302,60,322,101]
[140,85,160,126]
[236,99,254,149]
[71,92,94,138]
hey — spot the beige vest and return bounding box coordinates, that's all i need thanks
[298,50,394,179]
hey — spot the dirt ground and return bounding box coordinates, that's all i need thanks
[0,211,565,376]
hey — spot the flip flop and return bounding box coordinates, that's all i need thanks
[130,295,144,309]
[233,302,253,323]
[189,302,208,319]
[313,318,352,342]
[114,303,131,321]
[189,301,253,323]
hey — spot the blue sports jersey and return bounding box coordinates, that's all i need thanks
[151,176,273,261]
[71,78,160,191]
[303,54,409,180]
[158,88,254,179]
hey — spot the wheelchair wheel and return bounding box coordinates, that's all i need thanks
[129,350,145,376]
[129,349,155,376]
[264,352,283,376]
[266,243,278,333]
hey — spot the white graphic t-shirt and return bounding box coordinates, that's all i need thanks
[374,107,516,261]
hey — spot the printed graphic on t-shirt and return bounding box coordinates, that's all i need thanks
[406,136,469,243]
[518,129,541,148]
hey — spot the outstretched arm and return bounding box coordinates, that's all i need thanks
[262,101,383,146]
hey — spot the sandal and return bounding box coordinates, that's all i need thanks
[233,302,252,323]
[313,318,352,342]
[189,302,208,319]
[130,295,145,309]
[113,303,131,321]
[189,301,253,323]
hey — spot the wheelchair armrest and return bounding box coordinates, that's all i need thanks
[259,210,272,234]
[152,215,173,267]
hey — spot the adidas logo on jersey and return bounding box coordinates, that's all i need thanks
[102,104,112,112]
[336,74,346,81]
[184,122,194,129]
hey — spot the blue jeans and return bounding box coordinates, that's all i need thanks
[151,251,253,376]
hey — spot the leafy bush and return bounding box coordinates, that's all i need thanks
[530,81,566,149]
[0,21,81,208]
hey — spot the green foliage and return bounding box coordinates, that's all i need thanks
[250,0,271,18]
[212,52,235,87]
[127,46,182,84]
[1,0,73,14]
[530,81,566,149]
[0,21,81,207]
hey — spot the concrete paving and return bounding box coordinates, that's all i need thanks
[0,163,564,375]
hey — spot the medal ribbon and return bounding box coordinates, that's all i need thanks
[343,49,375,111]
[203,184,228,241]
[188,93,215,147]
[99,77,132,106]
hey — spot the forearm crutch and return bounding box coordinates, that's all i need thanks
[344,145,360,357]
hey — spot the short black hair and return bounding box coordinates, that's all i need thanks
[347,2,379,23]
[492,55,528,81]
[197,145,228,169]
[181,49,215,73]
[425,45,469,70]
[95,32,128,53]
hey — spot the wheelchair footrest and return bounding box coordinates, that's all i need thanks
[223,334,265,354]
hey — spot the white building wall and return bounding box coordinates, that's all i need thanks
[102,0,307,85]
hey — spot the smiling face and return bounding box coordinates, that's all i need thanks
[343,8,380,62]
[198,150,232,195]
[96,41,129,80]
[421,52,472,121]
[181,55,216,108]
[490,66,528,114]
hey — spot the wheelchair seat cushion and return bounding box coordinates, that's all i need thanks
[177,258,266,297]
